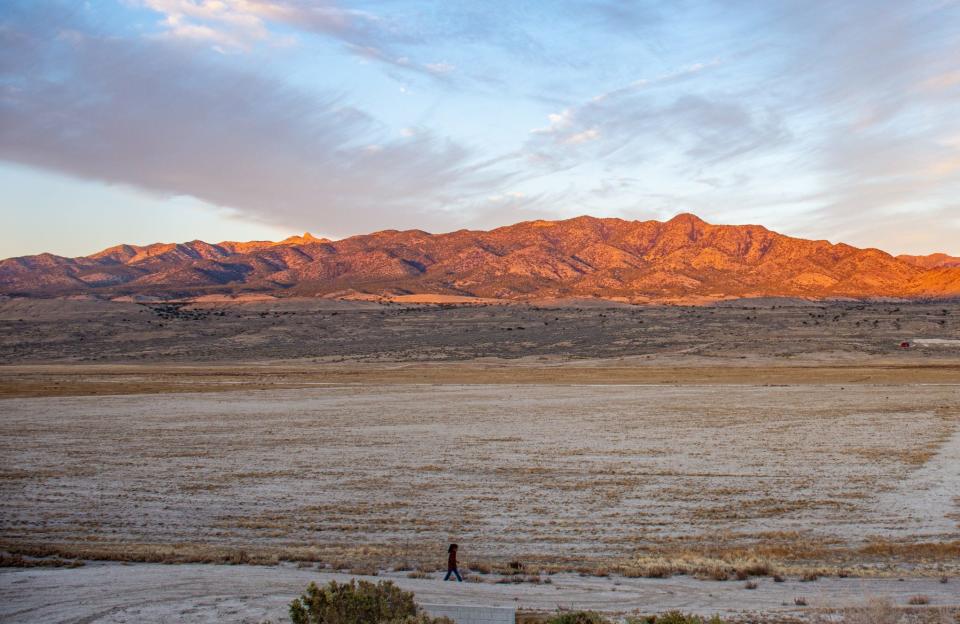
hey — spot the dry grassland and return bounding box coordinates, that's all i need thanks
[1,299,959,593]
[2,381,958,580]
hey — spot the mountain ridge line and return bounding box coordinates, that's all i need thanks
[3,213,959,302]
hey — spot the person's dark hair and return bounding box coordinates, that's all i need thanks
[448,543,458,553]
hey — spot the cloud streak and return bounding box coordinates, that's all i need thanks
[138,0,461,80]
[0,4,511,236]
[525,60,790,178]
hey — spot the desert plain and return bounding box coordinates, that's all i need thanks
[1,297,959,623]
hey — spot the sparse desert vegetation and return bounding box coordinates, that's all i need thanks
[289,579,453,624]
[1,300,959,622]
[2,380,957,580]
[0,298,958,367]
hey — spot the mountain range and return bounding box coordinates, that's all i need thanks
[2,214,959,303]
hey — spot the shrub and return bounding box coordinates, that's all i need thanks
[627,613,725,624]
[907,595,930,605]
[840,598,900,624]
[640,565,673,578]
[349,566,378,576]
[289,579,452,624]
[740,560,773,576]
[547,612,612,624]
[700,567,729,582]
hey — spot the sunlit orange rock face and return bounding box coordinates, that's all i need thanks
[2,214,958,302]
[897,253,960,270]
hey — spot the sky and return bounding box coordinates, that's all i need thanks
[2,1,959,259]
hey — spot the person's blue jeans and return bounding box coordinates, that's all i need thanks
[444,568,462,581]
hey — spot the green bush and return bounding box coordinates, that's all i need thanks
[547,612,613,624]
[289,579,453,624]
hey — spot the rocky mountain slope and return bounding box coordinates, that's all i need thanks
[897,253,960,270]
[2,214,958,302]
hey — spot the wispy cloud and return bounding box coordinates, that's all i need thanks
[0,5,511,236]
[137,0,458,79]
[141,0,389,48]
[526,60,789,174]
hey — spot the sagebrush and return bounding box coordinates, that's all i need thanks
[289,579,453,624]
[628,613,726,624]
[546,613,611,624]
[547,612,726,624]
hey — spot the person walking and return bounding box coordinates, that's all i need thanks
[444,543,462,582]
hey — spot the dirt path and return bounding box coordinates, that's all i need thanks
[877,414,960,537]
[1,564,958,623]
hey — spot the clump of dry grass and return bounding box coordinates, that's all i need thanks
[698,567,730,582]
[839,598,900,624]
[1,541,325,566]
[907,595,930,605]
[859,539,960,560]
[0,553,84,568]
[623,613,728,624]
[623,532,960,579]
[349,566,378,576]
[618,555,779,582]
[495,574,543,585]
[621,564,671,579]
